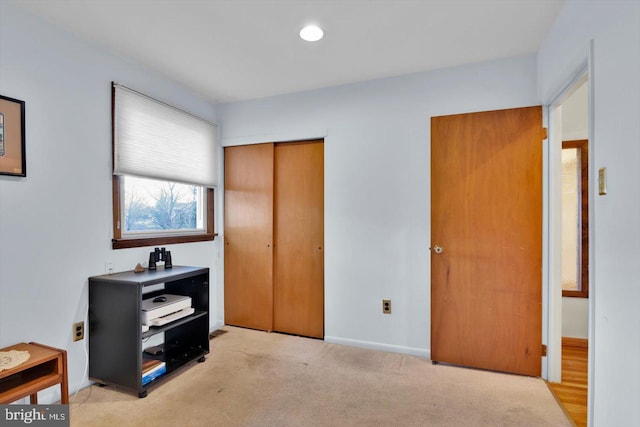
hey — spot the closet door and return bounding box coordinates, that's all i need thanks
[224,143,274,331]
[273,140,324,338]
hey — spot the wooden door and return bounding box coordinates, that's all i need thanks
[273,140,324,338]
[431,106,544,376]
[224,143,274,331]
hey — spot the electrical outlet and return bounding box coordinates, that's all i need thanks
[73,321,85,342]
[382,299,391,314]
[105,261,113,274]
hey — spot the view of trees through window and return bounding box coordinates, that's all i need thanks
[122,176,204,233]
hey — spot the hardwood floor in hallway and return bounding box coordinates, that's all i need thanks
[549,339,588,427]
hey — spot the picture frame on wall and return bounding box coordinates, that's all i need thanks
[0,94,26,177]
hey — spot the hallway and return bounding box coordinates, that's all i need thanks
[549,339,588,426]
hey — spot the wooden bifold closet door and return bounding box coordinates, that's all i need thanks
[224,140,324,339]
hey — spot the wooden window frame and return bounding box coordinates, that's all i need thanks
[562,139,589,298]
[112,175,215,249]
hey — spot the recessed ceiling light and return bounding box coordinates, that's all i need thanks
[299,24,324,42]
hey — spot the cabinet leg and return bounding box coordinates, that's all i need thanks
[198,356,206,363]
[432,361,438,365]
[138,390,148,398]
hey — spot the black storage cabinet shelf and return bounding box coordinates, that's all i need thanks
[89,265,209,398]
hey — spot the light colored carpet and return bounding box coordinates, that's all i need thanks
[70,326,571,426]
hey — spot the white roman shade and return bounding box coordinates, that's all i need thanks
[113,84,217,187]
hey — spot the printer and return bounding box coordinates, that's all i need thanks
[141,294,193,327]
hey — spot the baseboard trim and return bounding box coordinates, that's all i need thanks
[324,336,430,359]
[562,337,588,349]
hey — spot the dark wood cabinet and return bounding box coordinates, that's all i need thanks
[89,265,209,398]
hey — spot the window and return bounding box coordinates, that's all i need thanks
[111,83,217,249]
[561,139,588,297]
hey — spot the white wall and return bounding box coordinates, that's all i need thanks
[0,2,222,403]
[562,297,588,339]
[538,1,640,424]
[561,81,588,141]
[219,55,539,357]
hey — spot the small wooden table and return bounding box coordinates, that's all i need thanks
[0,342,69,404]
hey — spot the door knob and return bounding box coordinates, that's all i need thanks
[433,245,443,254]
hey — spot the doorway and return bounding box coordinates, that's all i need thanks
[547,74,589,426]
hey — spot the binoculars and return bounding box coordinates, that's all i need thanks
[148,247,172,270]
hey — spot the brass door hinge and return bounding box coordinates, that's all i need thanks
[541,344,547,357]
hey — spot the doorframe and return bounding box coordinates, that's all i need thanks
[220,130,328,334]
[545,63,589,383]
[544,43,595,427]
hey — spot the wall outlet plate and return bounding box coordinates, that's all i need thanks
[73,321,84,341]
[382,299,392,314]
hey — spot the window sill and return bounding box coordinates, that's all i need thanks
[562,290,588,298]
[112,233,217,249]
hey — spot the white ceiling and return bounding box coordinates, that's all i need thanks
[16,0,564,104]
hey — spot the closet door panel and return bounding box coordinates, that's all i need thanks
[224,143,274,331]
[273,140,324,338]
